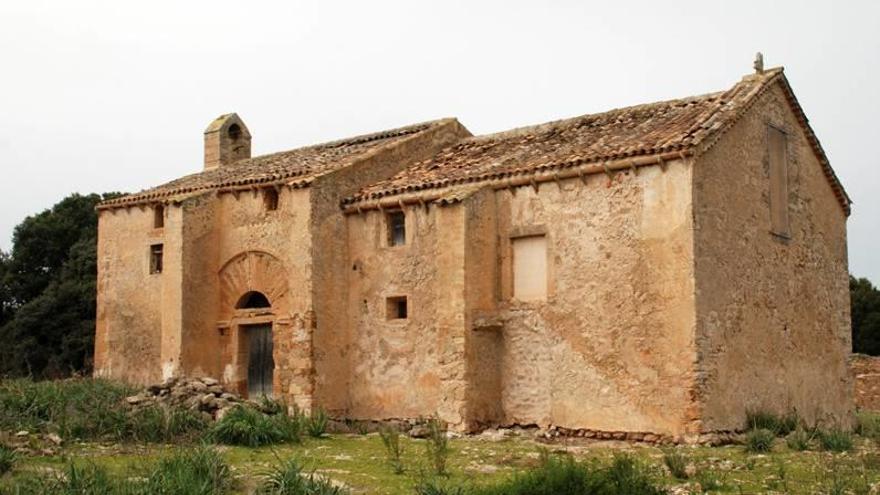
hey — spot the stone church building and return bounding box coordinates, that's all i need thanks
[95,66,853,438]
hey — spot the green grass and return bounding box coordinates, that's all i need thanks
[0,444,16,475]
[661,448,688,479]
[818,427,854,452]
[209,405,302,447]
[745,408,799,435]
[257,458,348,494]
[745,428,776,453]
[4,433,880,494]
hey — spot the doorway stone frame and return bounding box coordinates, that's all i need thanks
[216,250,315,411]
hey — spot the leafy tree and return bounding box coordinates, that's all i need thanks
[0,193,121,378]
[852,275,880,356]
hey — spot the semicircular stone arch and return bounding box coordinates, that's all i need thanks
[218,250,289,318]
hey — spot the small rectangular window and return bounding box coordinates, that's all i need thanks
[387,210,406,246]
[263,188,279,211]
[768,126,790,237]
[386,296,408,320]
[153,205,164,229]
[149,244,164,274]
[512,235,547,301]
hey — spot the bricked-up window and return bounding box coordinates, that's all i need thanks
[263,188,279,211]
[387,210,406,246]
[386,296,408,320]
[153,205,164,229]
[512,235,547,301]
[768,125,790,237]
[149,244,164,274]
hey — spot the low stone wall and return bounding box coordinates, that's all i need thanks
[852,354,880,411]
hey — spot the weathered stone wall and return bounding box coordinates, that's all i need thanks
[345,203,469,426]
[310,120,470,416]
[95,204,183,385]
[475,161,698,436]
[692,82,852,430]
[852,354,880,411]
[182,187,314,408]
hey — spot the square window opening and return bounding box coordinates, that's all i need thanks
[153,205,164,229]
[386,296,408,320]
[387,210,406,246]
[149,244,164,274]
[263,188,279,211]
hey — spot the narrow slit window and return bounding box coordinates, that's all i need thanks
[263,188,279,211]
[386,296,408,320]
[512,235,547,301]
[387,210,406,246]
[153,205,164,229]
[768,125,790,237]
[149,244,164,274]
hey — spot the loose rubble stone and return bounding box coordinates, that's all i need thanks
[124,376,243,420]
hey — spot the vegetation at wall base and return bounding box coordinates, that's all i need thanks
[818,427,854,452]
[745,428,776,453]
[209,404,302,447]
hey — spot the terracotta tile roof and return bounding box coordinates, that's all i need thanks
[345,68,850,215]
[99,120,449,208]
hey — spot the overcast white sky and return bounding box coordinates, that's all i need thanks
[0,1,877,282]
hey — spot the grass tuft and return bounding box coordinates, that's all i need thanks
[143,444,232,495]
[424,417,451,476]
[745,408,798,436]
[305,408,328,438]
[0,443,17,475]
[745,428,775,453]
[257,458,349,494]
[209,405,302,447]
[818,427,854,452]
[379,425,405,474]
[785,426,813,451]
[661,449,689,480]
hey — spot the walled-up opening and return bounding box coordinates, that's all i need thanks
[768,125,790,238]
[236,291,271,309]
[153,205,164,229]
[512,235,547,301]
[387,210,406,246]
[263,188,279,211]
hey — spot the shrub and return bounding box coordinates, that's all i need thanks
[818,427,854,452]
[257,458,348,495]
[210,405,300,447]
[745,408,798,436]
[379,425,405,474]
[424,417,450,476]
[745,428,775,453]
[306,408,328,438]
[0,443,17,475]
[143,444,232,495]
[662,449,689,479]
[785,426,812,451]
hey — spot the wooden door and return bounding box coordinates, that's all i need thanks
[247,324,274,399]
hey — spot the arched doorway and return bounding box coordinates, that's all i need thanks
[237,291,274,399]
